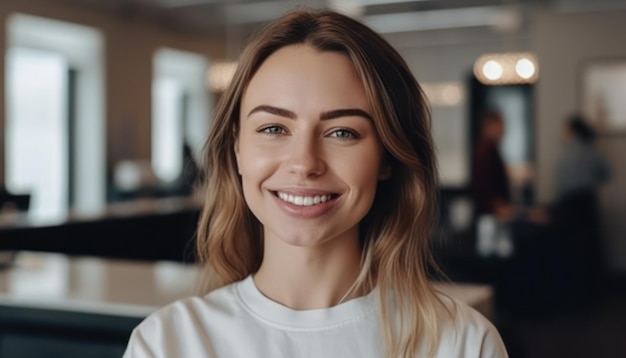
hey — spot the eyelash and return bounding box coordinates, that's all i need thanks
[328,128,359,140]
[257,126,360,141]
[259,125,286,135]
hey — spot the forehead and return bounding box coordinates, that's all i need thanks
[254,44,357,79]
[241,44,370,111]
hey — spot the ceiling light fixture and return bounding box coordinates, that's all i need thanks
[473,52,539,85]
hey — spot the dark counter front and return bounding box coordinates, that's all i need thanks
[0,205,200,263]
[0,305,139,358]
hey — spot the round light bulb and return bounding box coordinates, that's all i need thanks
[482,60,503,81]
[515,58,535,79]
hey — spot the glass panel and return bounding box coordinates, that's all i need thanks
[6,47,68,220]
[7,13,105,215]
[152,48,211,190]
[152,77,183,183]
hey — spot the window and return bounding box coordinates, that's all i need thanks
[6,14,105,221]
[152,77,184,183]
[6,47,68,220]
[152,48,211,186]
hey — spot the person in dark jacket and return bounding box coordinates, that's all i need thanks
[471,111,513,222]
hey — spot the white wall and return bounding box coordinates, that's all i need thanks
[531,9,626,273]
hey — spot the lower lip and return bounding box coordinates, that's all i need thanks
[271,192,338,219]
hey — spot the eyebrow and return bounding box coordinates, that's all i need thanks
[247,105,373,121]
[248,105,296,119]
[320,109,373,121]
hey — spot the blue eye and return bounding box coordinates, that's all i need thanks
[259,125,286,135]
[330,129,358,140]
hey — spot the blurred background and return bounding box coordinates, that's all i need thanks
[0,0,625,357]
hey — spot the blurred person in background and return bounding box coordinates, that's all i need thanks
[470,111,539,310]
[555,114,610,201]
[552,114,610,294]
[471,111,514,223]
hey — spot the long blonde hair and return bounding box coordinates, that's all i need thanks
[197,8,443,357]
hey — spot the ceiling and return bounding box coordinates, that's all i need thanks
[54,0,626,37]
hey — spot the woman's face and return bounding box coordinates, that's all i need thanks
[236,44,389,249]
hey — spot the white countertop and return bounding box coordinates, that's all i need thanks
[0,252,494,320]
[0,252,199,318]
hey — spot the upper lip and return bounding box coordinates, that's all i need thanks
[270,188,340,196]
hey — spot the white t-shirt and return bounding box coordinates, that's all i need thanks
[124,276,508,357]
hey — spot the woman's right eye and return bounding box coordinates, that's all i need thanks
[258,125,286,135]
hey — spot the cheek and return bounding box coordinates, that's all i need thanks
[333,147,384,190]
[238,144,278,188]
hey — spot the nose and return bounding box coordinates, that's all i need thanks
[286,135,326,178]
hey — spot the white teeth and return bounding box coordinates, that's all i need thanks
[276,192,333,206]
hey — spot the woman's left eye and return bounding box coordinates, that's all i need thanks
[329,129,359,140]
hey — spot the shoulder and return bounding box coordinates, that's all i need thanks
[434,294,509,358]
[123,281,241,358]
[140,281,239,329]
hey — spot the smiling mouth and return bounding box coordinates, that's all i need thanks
[272,191,339,207]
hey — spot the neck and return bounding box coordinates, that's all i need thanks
[254,230,363,310]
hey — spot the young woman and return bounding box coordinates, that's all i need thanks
[124,9,508,358]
